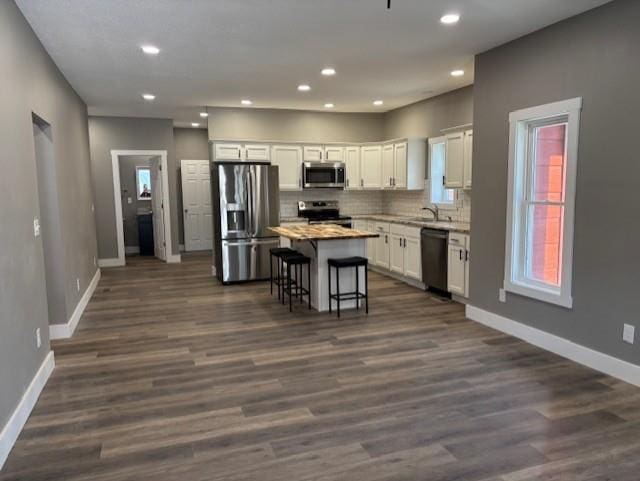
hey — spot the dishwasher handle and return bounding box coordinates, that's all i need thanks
[421,228,448,239]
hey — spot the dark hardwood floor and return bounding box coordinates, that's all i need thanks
[2,253,639,480]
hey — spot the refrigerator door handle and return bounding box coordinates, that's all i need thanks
[224,238,280,247]
[246,170,253,236]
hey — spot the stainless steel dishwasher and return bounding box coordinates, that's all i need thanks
[421,228,449,294]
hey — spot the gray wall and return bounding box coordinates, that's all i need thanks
[0,0,97,430]
[207,107,385,143]
[174,128,209,246]
[118,156,152,248]
[88,117,179,259]
[470,0,640,365]
[384,86,474,140]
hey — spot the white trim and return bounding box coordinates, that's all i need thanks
[167,254,182,264]
[504,98,582,309]
[110,150,174,265]
[0,351,55,469]
[49,268,100,340]
[466,304,640,387]
[125,246,140,255]
[98,258,124,268]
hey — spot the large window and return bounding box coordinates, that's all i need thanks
[429,137,455,208]
[504,98,581,308]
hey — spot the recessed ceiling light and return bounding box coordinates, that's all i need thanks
[440,13,460,25]
[297,84,311,92]
[241,99,252,105]
[451,69,465,77]
[321,68,336,76]
[199,112,208,118]
[141,45,160,55]
[191,122,200,127]
[373,100,384,106]
[324,103,334,108]
[142,93,155,100]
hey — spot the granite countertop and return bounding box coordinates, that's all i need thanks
[351,214,471,234]
[270,224,379,241]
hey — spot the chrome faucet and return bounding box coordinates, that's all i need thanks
[422,206,439,221]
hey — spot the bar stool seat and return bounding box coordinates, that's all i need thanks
[328,256,369,318]
[283,254,311,311]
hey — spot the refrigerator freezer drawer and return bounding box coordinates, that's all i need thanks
[221,238,280,283]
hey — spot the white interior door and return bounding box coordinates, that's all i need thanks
[149,157,166,260]
[181,159,213,251]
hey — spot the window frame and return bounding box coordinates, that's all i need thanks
[504,98,582,309]
[428,136,457,210]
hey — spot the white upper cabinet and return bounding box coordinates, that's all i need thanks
[445,132,465,188]
[215,143,243,160]
[244,144,270,161]
[361,145,383,189]
[463,129,473,189]
[303,145,324,162]
[324,146,344,162]
[271,145,302,190]
[394,142,408,189]
[382,144,395,189]
[345,146,361,190]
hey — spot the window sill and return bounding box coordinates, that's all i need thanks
[503,280,573,309]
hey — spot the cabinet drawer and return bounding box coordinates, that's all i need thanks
[448,232,467,247]
[374,222,390,233]
[390,223,406,236]
[405,226,421,239]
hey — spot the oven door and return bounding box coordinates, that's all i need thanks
[303,162,345,189]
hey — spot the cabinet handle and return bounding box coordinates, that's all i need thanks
[399,238,402,247]
[360,179,363,187]
[404,238,407,248]
[459,250,463,261]
[465,250,469,261]
[346,179,349,187]
[238,149,241,159]
[443,175,446,186]
[385,235,388,244]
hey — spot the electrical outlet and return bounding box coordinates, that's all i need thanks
[623,324,635,344]
[91,203,94,212]
[35,328,41,348]
[499,288,506,303]
[93,256,96,266]
[76,278,80,292]
[33,218,41,237]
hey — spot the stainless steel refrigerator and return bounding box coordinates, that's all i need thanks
[211,162,280,283]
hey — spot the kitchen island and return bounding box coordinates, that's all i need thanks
[269,224,379,312]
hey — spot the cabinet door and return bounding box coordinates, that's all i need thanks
[271,145,302,190]
[404,229,422,280]
[303,145,324,161]
[345,146,361,190]
[361,146,382,189]
[445,132,464,188]
[394,142,408,189]
[463,130,473,189]
[390,232,405,274]
[376,233,390,269]
[382,144,395,188]
[366,221,376,264]
[447,244,466,295]
[324,146,344,162]
[245,144,271,161]
[215,143,243,160]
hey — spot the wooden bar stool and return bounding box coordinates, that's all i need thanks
[327,256,368,318]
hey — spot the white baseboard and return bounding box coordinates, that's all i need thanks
[167,254,182,264]
[466,304,640,387]
[0,351,55,469]
[98,258,124,268]
[369,265,426,290]
[49,269,100,340]
[124,246,140,255]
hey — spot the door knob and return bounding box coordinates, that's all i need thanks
[184,209,188,213]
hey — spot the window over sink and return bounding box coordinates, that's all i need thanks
[504,98,582,308]
[429,137,455,209]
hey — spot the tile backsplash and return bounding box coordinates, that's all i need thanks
[281,181,470,222]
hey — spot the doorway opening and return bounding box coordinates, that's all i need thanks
[32,114,67,326]
[109,150,176,266]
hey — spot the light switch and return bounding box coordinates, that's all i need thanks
[127,197,132,204]
[33,218,41,237]
[623,324,635,344]
[499,288,506,303]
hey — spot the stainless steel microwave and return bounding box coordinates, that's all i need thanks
[302,162,345,189]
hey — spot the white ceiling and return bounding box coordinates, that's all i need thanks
[17,0,610,127]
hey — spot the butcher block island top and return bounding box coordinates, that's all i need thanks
[270,224,379,241]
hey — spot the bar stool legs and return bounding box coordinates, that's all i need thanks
[327,257,369,318]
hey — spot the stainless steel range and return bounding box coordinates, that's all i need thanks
[297,201,352,228]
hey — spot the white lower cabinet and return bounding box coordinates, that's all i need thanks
[447,233,470,297]
[389,224,421,279]
[366,221,376,264]
[374,222,390,269]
